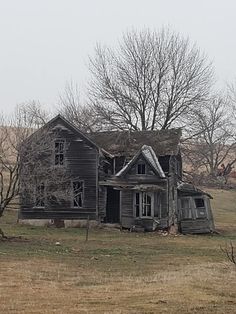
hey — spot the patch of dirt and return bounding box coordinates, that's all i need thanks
[0,235,29,242]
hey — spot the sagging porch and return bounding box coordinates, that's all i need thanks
[99,180,169,231]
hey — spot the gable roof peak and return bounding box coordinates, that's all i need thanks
[116,144,165,178]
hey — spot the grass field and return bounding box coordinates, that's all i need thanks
[0,189,236,314]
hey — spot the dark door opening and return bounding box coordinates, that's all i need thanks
[106,187,120,223]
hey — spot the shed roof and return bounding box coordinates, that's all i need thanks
[88,129,181,157]
[177,182,213,199]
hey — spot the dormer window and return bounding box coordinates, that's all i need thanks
[137,163,146,174]
[55,139,65,166]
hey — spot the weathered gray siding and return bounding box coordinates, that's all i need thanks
[20,118,99,220]
[178,195,215,234]
[120,190,135,228]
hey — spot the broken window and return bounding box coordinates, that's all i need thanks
[142,193,152,216]
[137,163,146,174]
[35,183,45,207]
[73,181,83,208]
[55,140,65,165]
[134,192,153,217]
[194,198,205,208]
[194,198,207,219]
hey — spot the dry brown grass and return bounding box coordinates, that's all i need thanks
[0,258,235,314]
[0,188,235,313]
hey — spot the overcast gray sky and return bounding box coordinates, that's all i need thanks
[0,0,235,114]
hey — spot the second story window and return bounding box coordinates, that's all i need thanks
[55,139,65,166]
[137,163,146,174]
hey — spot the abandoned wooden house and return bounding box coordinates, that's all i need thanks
[19,115,215,234]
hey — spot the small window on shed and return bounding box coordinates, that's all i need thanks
[194,198,205,208]
[137,163,146,174]
[55,139,65,166]
[194,198,207,219]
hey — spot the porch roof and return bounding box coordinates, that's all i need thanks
[99,181,165,191]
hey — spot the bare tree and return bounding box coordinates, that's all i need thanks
[58,82,103,132]
[88,28,214,131]
[228,80,236,123]
[0,105,71,237]
[17,101,51,128]
[182,95,236,183]
[0,109,35,237]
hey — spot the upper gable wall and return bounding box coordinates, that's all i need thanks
[48,116,98,150]
[123,156,165,183]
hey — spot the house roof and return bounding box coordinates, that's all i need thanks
[88,129,181,157]
[26,114,100,151]
[116,145,165,178]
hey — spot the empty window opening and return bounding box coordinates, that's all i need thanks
[73,181,83,207]
[137,163,146,174]
[195,198,205,208]
[55,140,65,165]
[35,183,45,207]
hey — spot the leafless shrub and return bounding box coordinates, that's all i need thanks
[220,241,236,266]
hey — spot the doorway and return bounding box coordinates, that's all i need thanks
[106,187,120,223]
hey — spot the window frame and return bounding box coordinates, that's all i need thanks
[54,139,66,166]
[134,191,154,218]
[179,196,193,220]
[72,180,84,208]
[136,163,146,175]
[194,197,207,219]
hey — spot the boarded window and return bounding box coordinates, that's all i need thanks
[180,197,192,219]
[137,163,146,174]
[73,181,83,208]
[55,140,65,165]
[35,183,45,207]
